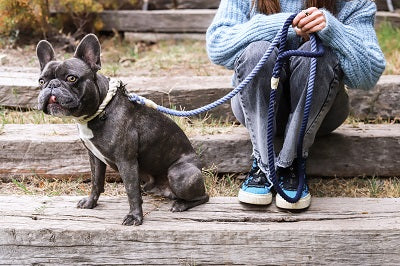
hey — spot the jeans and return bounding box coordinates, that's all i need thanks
[231,40,349,174]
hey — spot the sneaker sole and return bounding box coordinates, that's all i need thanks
[275,193,311,210]
[238,189,272,205]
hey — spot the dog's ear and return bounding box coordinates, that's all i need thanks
[74,34,101,72]
[36,40,56,71]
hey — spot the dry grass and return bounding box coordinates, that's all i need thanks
[0,107,239,138]
[0,108,74,124]
[0,171,242,197]
[1,173,399,198]
[308,176,400,198]
[0,176,123,197]
[0,37,230,77]
[100,37,230,77]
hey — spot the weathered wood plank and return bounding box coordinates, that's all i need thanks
[143,0,220,10]
[1,124,400,178]
[1,69,399,120]
[98,10,215,33]
[151,1,395,11]
[50,0,397,11]
[0,71,235,119]
[376,11,400,27]
[175,0,220,9]
[98,10,398,33]
[0,196,399,265]
[376,0,400,11]
[125,32,206,41]
[348,75,400,119]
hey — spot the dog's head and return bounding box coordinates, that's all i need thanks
[36,34,107,118]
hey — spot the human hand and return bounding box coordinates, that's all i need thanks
[292,7,327,40]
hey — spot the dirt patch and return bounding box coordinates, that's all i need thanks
[0,37,231,77]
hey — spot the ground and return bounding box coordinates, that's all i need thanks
[0,38,231,77]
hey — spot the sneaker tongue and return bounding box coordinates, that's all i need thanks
[285,177,298,189]
[248,171,267,186]
[279,166,299,190]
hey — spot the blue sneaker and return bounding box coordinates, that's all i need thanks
[275,160,311,210]
[238,159,272,205]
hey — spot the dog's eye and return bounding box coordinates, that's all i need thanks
[38,79,45,86]
[66,75,77,83]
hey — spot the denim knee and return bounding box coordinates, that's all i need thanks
[290,42,339,76]
[234,41,277,82]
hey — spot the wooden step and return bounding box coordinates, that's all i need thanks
[1,69,399,120]
[97,10,399,34]
[376,10,400,27]
[98,9,215,33]
[0,195,399,265]
[1,124,400,178]
[376,0,400,11]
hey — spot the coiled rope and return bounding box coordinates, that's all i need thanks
[267,15,324,203]
[128,13,324,202]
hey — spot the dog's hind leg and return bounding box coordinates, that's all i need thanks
[167,156,209,212]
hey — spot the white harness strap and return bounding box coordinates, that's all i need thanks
[76,78,121,166]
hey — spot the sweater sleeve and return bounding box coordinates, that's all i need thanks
[317,1,386,90]
[206,0,297,69]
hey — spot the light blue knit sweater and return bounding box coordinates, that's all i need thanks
[206,0,386,90]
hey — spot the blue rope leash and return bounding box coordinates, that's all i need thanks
[128,13,324,203]
[127,28,284,116]
[267,15,324,203]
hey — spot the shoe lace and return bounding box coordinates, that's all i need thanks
[278,161,308,191]
[246,168,272,188]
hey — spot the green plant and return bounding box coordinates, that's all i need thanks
[0,0,50,44]
[11,178,33,194]
[0,0,138,46]
[376,21,400,75]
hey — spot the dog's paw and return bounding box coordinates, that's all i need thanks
[170,200,188,212]
[77,197,97,209]
[122,214,143,226]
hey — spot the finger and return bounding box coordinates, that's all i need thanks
[294,27,310,40]
[294,27,304,36]
[292,13,304,26]
[306,7,319,13]
[292,7,317,26]
[304,22,326,34]
[300,16,325,32]
[297,11,324,29]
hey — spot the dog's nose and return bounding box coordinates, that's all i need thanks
[48,79,61,89]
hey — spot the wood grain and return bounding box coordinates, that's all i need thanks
[0,196,399,265]
[1,69,400,120]
[98,10,398,33]
[376,11,400,27]
[98,10,216,33]
[1,124,400,178]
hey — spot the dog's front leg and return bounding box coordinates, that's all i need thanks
[77,151,106,209]
[119,160,143,226]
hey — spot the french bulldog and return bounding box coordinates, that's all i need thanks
[36,34,209,225]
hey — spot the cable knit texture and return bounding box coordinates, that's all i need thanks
[206,0,386,90]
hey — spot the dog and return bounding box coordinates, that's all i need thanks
[36,34,209,225]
